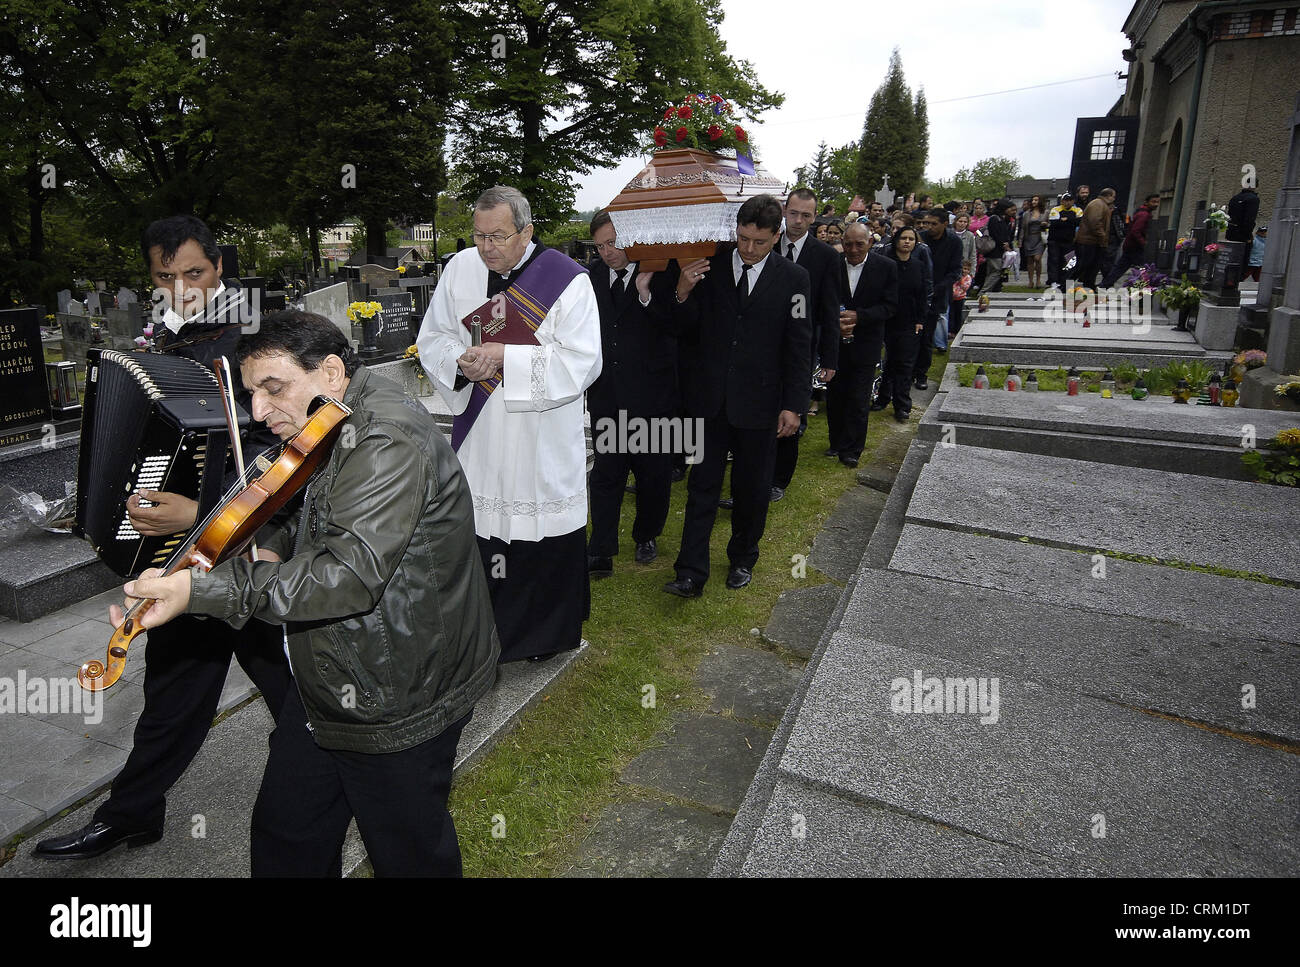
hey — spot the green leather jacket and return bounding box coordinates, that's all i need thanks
[188,366,499,753]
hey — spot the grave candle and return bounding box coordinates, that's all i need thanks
[973,365,990,389]
[1222,378,1238,406]
[1100,371,1115,398]
[1208,372,1222,405]
[1082,308,1091,328]
[1024,370,1038,391]
[1067,367,1080,396]
[1005,309,1014,327]
[1173,377,1192,403]
[1131,375,1149,400]
[1005,365,1022,392]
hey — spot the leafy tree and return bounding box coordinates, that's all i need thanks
[948,157,1024,202]
[854,49,928,201]
[448,0,782,229]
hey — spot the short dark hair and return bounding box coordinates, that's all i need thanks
[787,187,817,205]
[1145,193,1161,204]
[737,194,783,233]
[141,215,221,271]
[236,310,360,377]
[926,206,948,223]
[589,210,614,236]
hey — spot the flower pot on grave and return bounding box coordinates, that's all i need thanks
[604,148,786,271]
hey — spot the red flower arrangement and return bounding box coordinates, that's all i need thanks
[644,93,754,157]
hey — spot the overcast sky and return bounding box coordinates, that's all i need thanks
[575,0,1137,210]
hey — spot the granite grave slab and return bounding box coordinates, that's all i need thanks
[907,445,1300,584]
[778,632,1299,876]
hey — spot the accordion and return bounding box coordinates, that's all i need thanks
[74,349,248,578]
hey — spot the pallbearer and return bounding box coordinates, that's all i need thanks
[584,210,678,579]
[418,186,602,662]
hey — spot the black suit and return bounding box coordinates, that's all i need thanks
[827,252,898,460]
[773,231,839,490]
[586,261,678,557]
[674,248,811,585]
[93,283,291,837]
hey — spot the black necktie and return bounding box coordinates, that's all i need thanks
[737,263,751,301]
[612,267,628,300]
[786,242,796,261]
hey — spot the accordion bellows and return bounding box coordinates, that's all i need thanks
[605,148,787,270]
[75,349,246,577]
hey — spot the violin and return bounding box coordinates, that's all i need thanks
[77,394,352,691]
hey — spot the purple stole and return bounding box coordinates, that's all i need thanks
[451,248,587,451]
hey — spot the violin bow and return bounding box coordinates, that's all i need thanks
[216,356,257,560]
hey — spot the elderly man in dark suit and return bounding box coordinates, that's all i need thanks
[665,195,811,596]
[585,210,678,578]
[769,188,839,502]
[826,221,898,467]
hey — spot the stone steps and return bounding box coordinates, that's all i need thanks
[1,644,588,877]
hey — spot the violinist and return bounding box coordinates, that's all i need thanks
[35,216,291,862]
[116,311,499,877]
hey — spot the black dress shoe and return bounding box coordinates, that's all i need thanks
[871,398,889,411]
[893,410,910,422]
[914,376,928,390]
[663,576,704,598]
[33,821,163,860]
[718,497,734,509]
[839,455,859,468]
[725,566,752,590]
[634,539,657,564]
[822,447,840,457]
[587,555,613,578]
[770,487,785,502]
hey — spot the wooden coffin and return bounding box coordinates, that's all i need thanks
[604,149,787,270]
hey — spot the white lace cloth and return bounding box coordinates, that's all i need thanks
[610,203,740,245]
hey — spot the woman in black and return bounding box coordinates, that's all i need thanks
[875,226,930,421]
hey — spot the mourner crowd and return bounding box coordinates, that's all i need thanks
[28,175,1266,878]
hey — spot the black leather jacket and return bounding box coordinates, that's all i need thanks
[188,366,499,752]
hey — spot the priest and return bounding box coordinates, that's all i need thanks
[417,186,602,662]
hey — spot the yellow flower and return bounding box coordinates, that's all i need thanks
[1275,428,1300,447]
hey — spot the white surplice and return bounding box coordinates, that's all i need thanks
[417,243,602,542]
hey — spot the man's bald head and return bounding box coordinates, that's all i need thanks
[842,222,870,265]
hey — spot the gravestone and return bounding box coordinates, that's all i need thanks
[56,289,73,314]
[367,291,415,357]
[116,286,137,307]
[301,281,356,350]
[65,300,84,316]
[84,290,102,316]
[0,308,53,449]
[874,175,893,212]
[399,275,437,320]
[358,263,400,290]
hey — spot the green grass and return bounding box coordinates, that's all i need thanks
[448,354,946,877]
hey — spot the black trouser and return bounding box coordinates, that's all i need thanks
[478,528,589,663]
[915,290,950,377]
[948,298,966,335]
[879,326,919,415]
[674,415,777,585]
[94,615,290,834]
[827,332,882,461]
[587,417,673,556]
[1101,247,1141,288]
[772,414,807,490]
[251,687,469,877]
[1074,242,1102,291]
[1047,241,1070,286]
